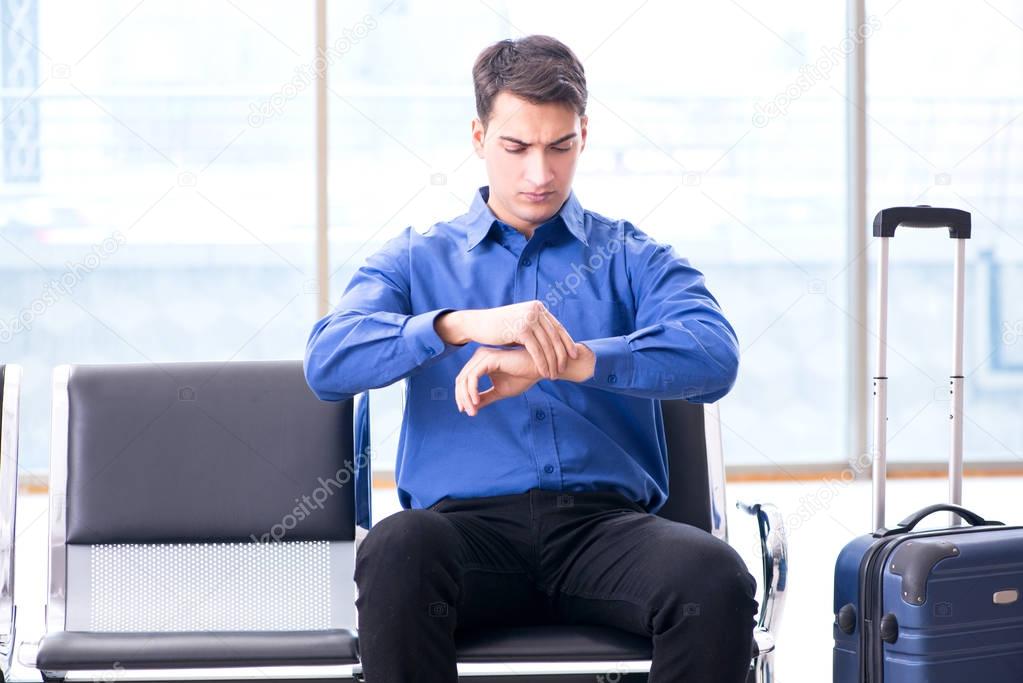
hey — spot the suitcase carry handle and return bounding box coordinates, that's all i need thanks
[872,205,972,239]
[877,503,1003,537]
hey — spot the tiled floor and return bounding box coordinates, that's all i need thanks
[7,477,1019,681]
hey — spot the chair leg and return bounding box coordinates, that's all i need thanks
[750,651,775,683]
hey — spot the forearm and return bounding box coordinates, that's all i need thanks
[304,307,457,401]
[557,319,739,401]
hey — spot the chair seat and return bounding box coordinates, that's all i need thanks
[35,629,360,671]
[455,624,652,663]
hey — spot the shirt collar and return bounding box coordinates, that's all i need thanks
[464,185,588,251]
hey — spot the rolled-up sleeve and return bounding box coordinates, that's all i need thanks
[577,221,740,402]
[303,227,460,402]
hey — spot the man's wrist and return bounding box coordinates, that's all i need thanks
[557,342,596,383]
[435,310,470,346]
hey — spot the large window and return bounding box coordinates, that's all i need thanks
[1,2,316,470]
[2,0,1019,474]
[327,0,848,470]
[866,0,1023,463]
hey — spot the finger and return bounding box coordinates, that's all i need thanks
[521,330,551,378]
[544,308,576,370]
[547,308,578,359]
[466,361,489,415]
[536,308,568,374]
[533,320,559,379]
[466,356,486,409]
[525,321,556,379]
[475,387,500,410]
[454,367,465,414]
[458,362,474,415]
[462,354,490,416]
[455,359,475,414]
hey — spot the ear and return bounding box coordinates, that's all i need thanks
[471,118,486,158]
[579,115,588,153]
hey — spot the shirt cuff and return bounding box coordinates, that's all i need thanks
[579,336,633,389]
[404,308,455,365]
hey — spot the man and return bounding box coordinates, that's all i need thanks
[304,34,758,683]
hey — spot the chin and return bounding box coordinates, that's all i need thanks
[517,208,555,226]
[517,194,559,212]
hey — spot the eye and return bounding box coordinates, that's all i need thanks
[552,146,572,152]
[505,147,526,154]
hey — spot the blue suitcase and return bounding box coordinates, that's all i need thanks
[833,206,1023,682]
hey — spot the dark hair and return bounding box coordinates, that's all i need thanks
[472,35,587,128]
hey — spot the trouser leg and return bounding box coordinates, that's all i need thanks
[536,490,759,683]
[354,494,544,682]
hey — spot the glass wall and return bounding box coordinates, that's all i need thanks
[1,0,1018,473]
[866,0,1023,463]
[327,0,848,470]
[1,1,316,470]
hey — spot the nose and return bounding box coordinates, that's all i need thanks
[524,149,554,189]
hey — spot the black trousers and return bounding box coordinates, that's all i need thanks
[353,487,759,682]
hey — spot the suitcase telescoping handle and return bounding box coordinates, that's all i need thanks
[871,206,972,533]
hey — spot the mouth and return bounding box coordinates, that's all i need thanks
[520,191,554,203]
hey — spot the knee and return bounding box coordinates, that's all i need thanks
[656,534,758,621]
[355,509,458,587]
[690,539,759,621]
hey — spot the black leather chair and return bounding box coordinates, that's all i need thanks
[27,361,361,682]
[23,361,785,683]
[0,364,21,681]
[353,391,787,683]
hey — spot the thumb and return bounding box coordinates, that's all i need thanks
[474,387,503,410]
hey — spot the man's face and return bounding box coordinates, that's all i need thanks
[471,91,587,234]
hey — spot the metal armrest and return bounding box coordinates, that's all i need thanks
[354,390,373,531]
[0,365,23,679]
[735,500,787,638]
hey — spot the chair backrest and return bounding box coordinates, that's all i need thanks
[48,360,358,634]
[0,365,20,668]
[656,400,728,541]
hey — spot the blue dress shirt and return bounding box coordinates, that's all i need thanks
[304,186,739,513]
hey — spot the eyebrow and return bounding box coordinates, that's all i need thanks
[498,133,577,147]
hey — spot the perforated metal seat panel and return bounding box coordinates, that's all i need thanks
[37,539,359,671]
[87,541,333,632]
[65,540,356,633]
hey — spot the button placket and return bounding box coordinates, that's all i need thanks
[529,396,559,484]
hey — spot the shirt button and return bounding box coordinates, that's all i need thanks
[522,257,532,266]
[543,464,555,474]
[607,374,617,384]
[426,347,436,356]
[535,409,546,420]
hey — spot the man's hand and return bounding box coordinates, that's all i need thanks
[435,301,578,379]
[454,343,597,416]
[455,346,543,416]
